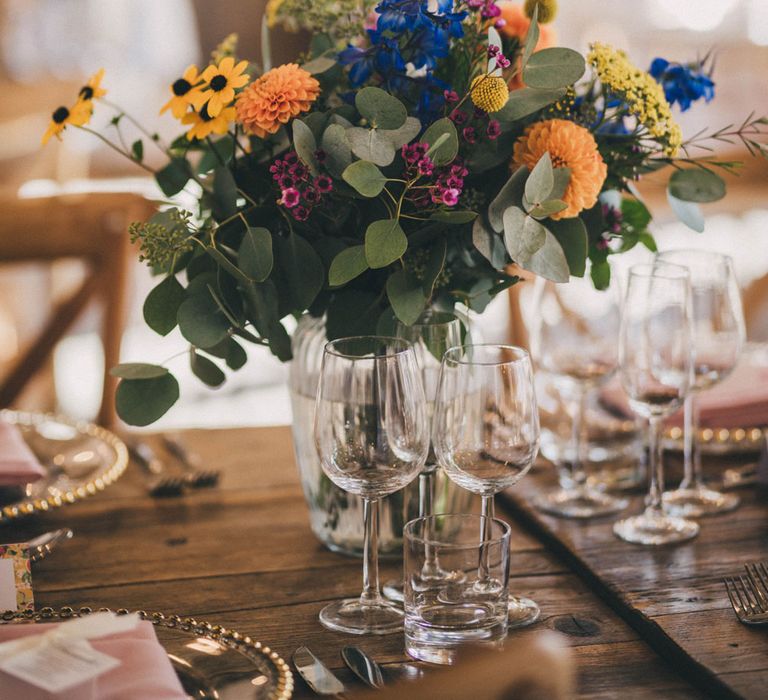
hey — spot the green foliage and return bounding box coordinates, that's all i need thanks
[131,139,143,163]
[155,158,191,197]
[502,206,569,282]
[274,233,324,309]
[547,217,588,277]
[365,219,407,268]
[326,291,380,339]
[115,373,180,426]
[497,87,567,122]
[321,124,352,176]
[293,119,319,175]
[190,349,226,387]
[668,191,705,232]
[177,288,231,348]
[110,363,168,380]
[356,87,407,130]
[668,169,726,203]
[430,210,477,224]
[343,160,387,196]
[238,227,273,282]
[472,218,507,269]
[346,118,421,166]
[329,245,368,286]
[213,166,238,218]
[143,276,186,336]
[523,48,586,89]
[489,167,528,231]
[387,269,427,325]
[421,118,459,166]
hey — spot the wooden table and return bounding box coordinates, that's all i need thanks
[9,427,714,698]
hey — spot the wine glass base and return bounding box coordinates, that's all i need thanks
[662,486,740,518]
[319,598,403,635]
[534,488,628,519]
[613,512,699,545]
[508,596,540,629]
[383,580,404,603]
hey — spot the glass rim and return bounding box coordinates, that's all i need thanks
[322,335,413,360]
[628,261,690,281]
[657,249,734,267]
[442,343,531,367]
[397,310,460,328]
[404,513,511,547]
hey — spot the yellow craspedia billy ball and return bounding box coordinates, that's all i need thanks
[524,0,558,23]
[470,75,509,113]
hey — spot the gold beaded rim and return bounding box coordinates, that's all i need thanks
[665,425,765,451]
[0,606,294,700]
[0,409,129,522]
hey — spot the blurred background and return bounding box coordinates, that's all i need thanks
[0,0,766,430]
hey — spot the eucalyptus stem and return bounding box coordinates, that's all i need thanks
[76,125,156,174]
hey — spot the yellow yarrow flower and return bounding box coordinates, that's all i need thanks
[42,100,92,145]
[524,0,557,23]
[587,42,682,157]
[470,75,509,113]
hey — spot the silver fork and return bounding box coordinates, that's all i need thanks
[724,568,768,625]
[127,439,186,498]
[161,434,220,488]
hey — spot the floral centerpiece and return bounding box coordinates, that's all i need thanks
[44,0,766,429]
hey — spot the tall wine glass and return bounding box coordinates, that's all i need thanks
[614,263,699,545]
[314,336,429,634]
[529,273,628,518]
[658,250,745,517]
[383,311,463,602]
[433,344,541,627]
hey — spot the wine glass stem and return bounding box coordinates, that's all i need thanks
[420,468,440,578]
[680,393,703,490]
[479,495,495,584]
[646,416,665,518]
[569,385,588,489]
[360,497,383,606]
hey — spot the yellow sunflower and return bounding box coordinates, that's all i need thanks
[182,103,237,140]
[78,68,107,103]
[196,57,250,117]
[42,101,92,145]
[161,65,203,119]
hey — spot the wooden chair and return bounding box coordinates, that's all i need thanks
[0,192,155,427]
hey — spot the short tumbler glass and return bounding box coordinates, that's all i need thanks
[404,514,510,665]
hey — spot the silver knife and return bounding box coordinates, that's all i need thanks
[293,645,347,696]
[342,646,384,689]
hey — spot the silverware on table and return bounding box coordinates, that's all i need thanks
[161,434,220,488]
[721,463,759,489]
[127,439,186,498]
[342,646,384,689]
[293,645,347,696]
[25,528,74,563]
[724,563,768,625]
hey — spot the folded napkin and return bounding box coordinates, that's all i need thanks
[601,361,768,429]
[0,420,45,486]
[0,620,187,699]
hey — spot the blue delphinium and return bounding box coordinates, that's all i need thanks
[649,57,715,112]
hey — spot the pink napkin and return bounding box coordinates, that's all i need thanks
[0,621,187,699]
[601,362,768,429]
[0,420,45,486]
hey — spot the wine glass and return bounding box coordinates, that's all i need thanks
[433,343,541,627]
[529,273,628,518]
[658,250,745,517]
[614,263,699,545]
[383,311,463,602]
[314,336,429,634]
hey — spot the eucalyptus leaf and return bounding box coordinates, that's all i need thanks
[380,117,421,148]
[177,289,231,348]
[528,199,568,218]
[155,158,190,197]
[131,139,143,163]
[213,166,238,218]
[422,238,447,295]
[326,290,380,339]
[497,87,567,123]
[550,167,571,200]
[386,269,427,326]
[302,55,336,74]
[472,218,507,269]
[522,229,570,282]
[109,363,168,380]
[430,210,477,224]
[421,118,459,166]
[521,3,539,68]
[115,373,179,426]
[489,166,528,232]
[321,124,352,176]
[275,233,324,309]
[342,159,387,197]
[143,275,186,336]
[523,48,586,89]
[346,127,396,166]
[206,247,251,284]
[356,86,407,130]
[668,191,705,232]
[525,152,554,205]
[546,217,588,277]
[203,337,247,370]
[293,119,319,175]
[329,245,368,286]
[238,227,273,282]
[638,231,658,252]
[502,207,546,264]
[190,350,226,387]
[668,169,726,203]
[591,260,611,290]
[365,219,407,269]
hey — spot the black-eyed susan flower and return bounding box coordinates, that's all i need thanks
[160,65,203,119]
[42,101,92,145]
[197,57,250,117]
[78,68,107,103]
[182,103,237,140]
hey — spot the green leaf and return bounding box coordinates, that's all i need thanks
[497,87,567,122]
[302,55,336,74]
[342,160,387,197]
[109,363,168,380]
[591,260,611,290]
[203,337,247,370]
[521,3,539,68]
[238,227,273,282]
[668,169,726,203]
[547,217,588,277]
[430,210,477,224]
[423,239,447,295]
[115,373,179,426]
[329,245,369,286]
[489,166,528,231]
[667,191,705,232]
[421,118,459,166]
[379,117,421,148]
[326,290,380,339]
[155,158,190,197]
[638,231,658,252]
[365,219,407,269]
[293,119,319,175]
[621,197,652,229]
[525,151,554,205]
[528,199,568,218]
[143,275,186,336]
[356,86,407,130]
[346,127,395,166]
[190,349,226,387]
[472,218,507,269]
[321,124,352,176]
[503,207,546,263]
[550,167,571,200]
[523,48,586,89]
[206,247,251,284]
[177,289,231,348]
[197,135,234,174]
[131,139,143,163]
[386,269,427,326]
[275,233,324,308]
[213,166,238,218]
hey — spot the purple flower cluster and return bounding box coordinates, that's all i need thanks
[467,0,505,26]
[270,150,334,222]
[402,142,468,208]
[450,106,502,143]
[487,44,510,70]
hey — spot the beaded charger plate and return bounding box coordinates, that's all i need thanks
[0,409,128,522]
[0,607,294,699]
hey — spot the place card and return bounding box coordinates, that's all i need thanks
[0,544,33,612]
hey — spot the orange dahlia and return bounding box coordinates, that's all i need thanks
[235,63,320,138]
[513,119,607,220]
